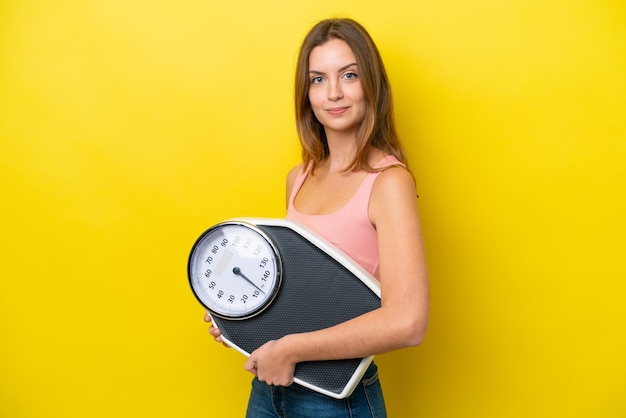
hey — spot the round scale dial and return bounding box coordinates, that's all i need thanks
[188,222,282,319]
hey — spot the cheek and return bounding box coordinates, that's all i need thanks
[353,86,366,103]
[352,92,367,116]
[308,89,323,108]
[346,84,366,106]
[307,93,321,120]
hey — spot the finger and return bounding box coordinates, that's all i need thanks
[244,358,258,375]
[207,325,222,342]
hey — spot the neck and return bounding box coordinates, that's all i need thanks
[324,130,359,173]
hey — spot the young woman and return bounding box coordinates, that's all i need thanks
[206,18,429,417]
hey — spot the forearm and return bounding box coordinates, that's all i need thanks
[279,303,428,364]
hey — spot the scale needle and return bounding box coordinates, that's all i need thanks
[232,267,266,294]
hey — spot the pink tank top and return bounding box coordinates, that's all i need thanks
[286,155,404,278]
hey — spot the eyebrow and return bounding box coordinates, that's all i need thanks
[309,62,358,75]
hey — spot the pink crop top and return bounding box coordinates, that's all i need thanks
[286,155,404,279]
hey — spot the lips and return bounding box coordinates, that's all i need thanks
[326,107,349,115]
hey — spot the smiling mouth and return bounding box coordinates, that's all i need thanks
[327,107,349,115]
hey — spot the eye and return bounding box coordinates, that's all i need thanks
[310,76,324,84]
[342,72,359,80]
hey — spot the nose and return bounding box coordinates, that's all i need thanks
[327,79,343,101]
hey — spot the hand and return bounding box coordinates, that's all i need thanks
[244,338,296,387]
[204,313,230,348]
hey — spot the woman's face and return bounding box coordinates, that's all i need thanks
[307,38,367,138]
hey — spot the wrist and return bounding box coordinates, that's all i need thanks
[278,334,303,364]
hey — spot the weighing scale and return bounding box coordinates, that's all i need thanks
[187,218,381,399]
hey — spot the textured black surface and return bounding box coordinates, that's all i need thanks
[212,225,381,395]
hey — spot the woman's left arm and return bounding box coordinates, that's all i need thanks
[245,167,429,385]
[368,166,430,346]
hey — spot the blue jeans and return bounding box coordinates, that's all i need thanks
[245,362,387,418]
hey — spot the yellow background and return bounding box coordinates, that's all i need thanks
[1,0,625,417]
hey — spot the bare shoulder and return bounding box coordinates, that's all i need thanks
[286,163,304,189]
[286,163,305,206]
[373,166,416,198]
[369,166,418,226]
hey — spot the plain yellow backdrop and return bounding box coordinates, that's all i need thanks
[1,0,625,417]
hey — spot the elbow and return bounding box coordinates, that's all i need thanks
[399,311,429,348]
[405,323,427,347]
[381,292,430,348]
